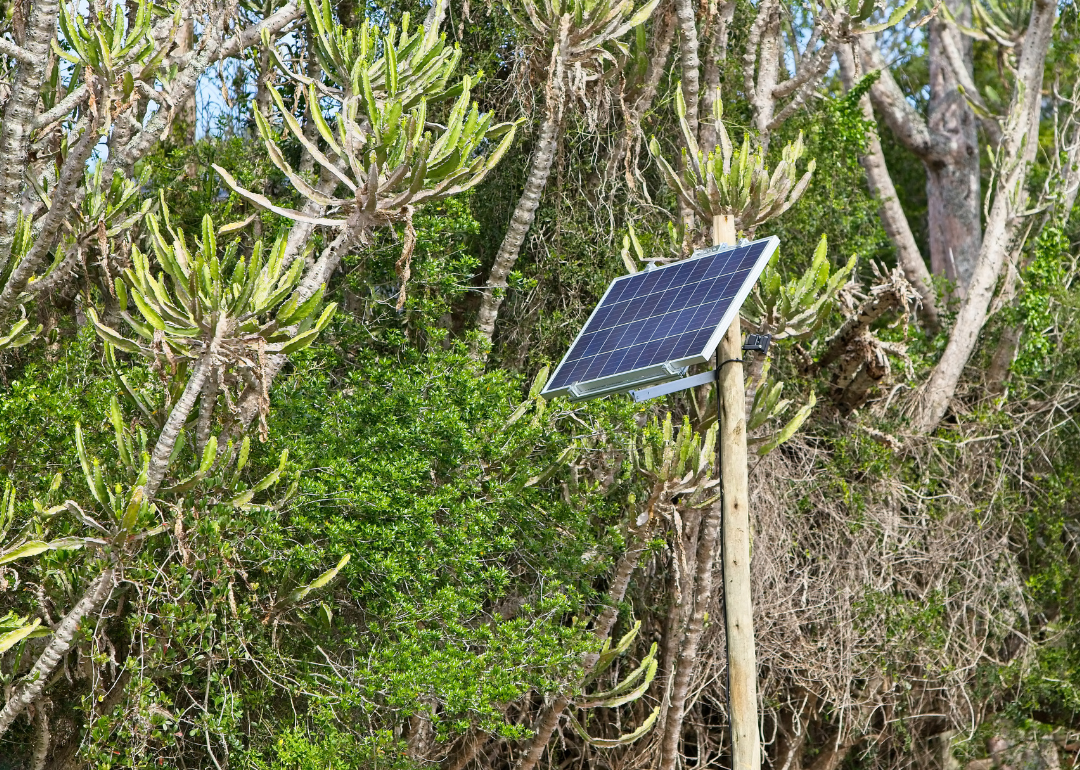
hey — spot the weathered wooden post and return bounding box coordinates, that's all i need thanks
[713,213,760,770]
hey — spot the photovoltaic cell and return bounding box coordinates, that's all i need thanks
[541,236,779,400]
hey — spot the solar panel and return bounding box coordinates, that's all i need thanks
[541,236,779,401]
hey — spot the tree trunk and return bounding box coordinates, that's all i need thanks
[0,0,60,276]
[173,18,198,143]
[0,121,99,321]
[475,18,570,350]
[673,0,701,140]
[925,16,982,295]
[746,0,781,152]
[914,0,1057,432]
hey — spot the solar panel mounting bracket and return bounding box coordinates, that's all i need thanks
[742,334,772,354]
[629,368,718,403]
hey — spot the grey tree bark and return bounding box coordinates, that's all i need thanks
[0,568,116,738]
[925,17,982,293]
[859,13,983,296]
[475,18,570,349]
[0,0,61,276]
[914,0,1057,431]
[838,45,941,332]
[673,0,701,140]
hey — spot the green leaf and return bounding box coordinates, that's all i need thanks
[287,554,351,605]
[0,537,86,565]
[0,618,44,654]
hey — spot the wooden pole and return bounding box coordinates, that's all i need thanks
[712,214,760,770]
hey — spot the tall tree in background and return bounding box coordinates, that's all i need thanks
[475,0,658,348]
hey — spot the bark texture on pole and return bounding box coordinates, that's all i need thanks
[714,214,760,770]
[475,19,569,349]
[657,214,742,770]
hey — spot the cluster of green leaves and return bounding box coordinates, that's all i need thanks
[1007,227,1069,377]
[248,327,638,739]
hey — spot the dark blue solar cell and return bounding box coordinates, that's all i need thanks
[618,345,647,372]
[720,269,751,298]
[670,305,700,335]
[665,259,697,289]
[613,317,643,347]
[738,242,766,270]
[715,246,748,276]
[672,283,698,309]
[605,279,634,305]
[565,333,593,361]
[582,328,616,357]
[700,300,726,326]
[652,287,680,315]
[632,338,668,369]
[617,272,650,301]
[598,303,626,329]
[688,257,712,283]
[582,351,613,381]
[615,318,649,349]
[638,269,664,295]
[703,256,730,281]
[599,348,631,377]
[651,310,682,340]
[688,302,715,331]
[635,314,666,345]
[636,291,663,318]
[669,330,701,360]
[687,279,717,307]
[613,300,644,328]
[587,305,614,331]
[688,326,715,353]
[550,357,585,389]
[645,269,671,294]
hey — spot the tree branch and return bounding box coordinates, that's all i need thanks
[858,35,940,160]
[0,37,35,65]
[914,0,1057,432]
[839,44,941,332]
[0,568,116,738]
